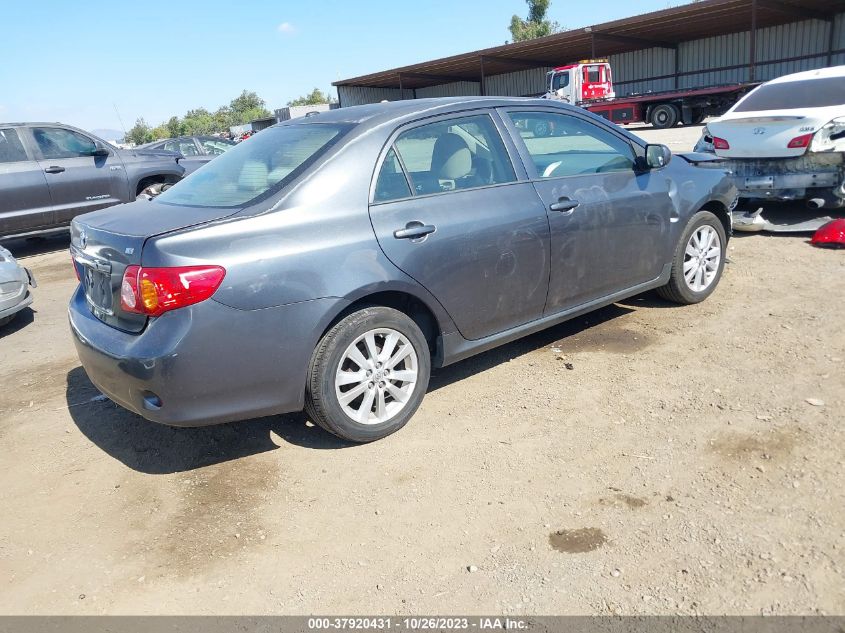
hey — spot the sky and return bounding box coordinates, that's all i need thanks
[0,0,685,133]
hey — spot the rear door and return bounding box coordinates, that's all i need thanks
[368,111,550,341]
[28,126,126,225]
[0,127,55,236]
[501,108,673,314]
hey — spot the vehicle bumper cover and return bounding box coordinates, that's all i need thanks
[713,153,844,200]
[0,267,35,319]
[68,285,347,427]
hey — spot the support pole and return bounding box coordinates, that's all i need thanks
[480,56,486,96]
[827,18,836,66]
[749,0,758,82]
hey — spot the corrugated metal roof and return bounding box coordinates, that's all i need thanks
[334,0,844,89]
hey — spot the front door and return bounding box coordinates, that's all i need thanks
[502,109,673,315]
[28,126,126,225]
[368,112,550,341]
[0,127,55,236]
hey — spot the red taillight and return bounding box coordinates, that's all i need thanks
[787,133,813,149]
[120,265,226,317]
[713,137,730,150]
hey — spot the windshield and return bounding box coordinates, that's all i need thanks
[157,124,349,207]
[734,77,845,112]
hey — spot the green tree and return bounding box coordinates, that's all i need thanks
[509,0,560,42]
[125,118,153,146]
[182,108,216,135]
[227,90,272,127]
[229,90,268,115]
[150,124,170,140]
[165,116,183,138]
[287,88,335,107]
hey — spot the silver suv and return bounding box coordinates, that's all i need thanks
[0,123,184,239]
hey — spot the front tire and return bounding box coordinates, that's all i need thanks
[657,211,726,305]
[305,307,431,443]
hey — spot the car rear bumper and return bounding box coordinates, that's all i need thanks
[68,285,347,427]
[718,153,845,201]
[0,267,35,319]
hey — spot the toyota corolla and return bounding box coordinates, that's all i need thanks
[69,97,736,442]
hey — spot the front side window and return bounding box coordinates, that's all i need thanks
[392,114,516,196]
[0,128,28,163]
[507,111,635,178]
[157,123,348,208]
[32,127,97,159]
[164,139,200,156]
[199,137,236,155]
[552,72,570,91]
[734,77,845,112]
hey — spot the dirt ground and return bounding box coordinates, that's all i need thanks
[1,123,843,616]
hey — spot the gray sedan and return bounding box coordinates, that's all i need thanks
[69,97,736,442]
[0,245,36,327]
[141,135,236,175]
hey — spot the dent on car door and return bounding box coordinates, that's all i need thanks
[501,109,673,314]
[368,112,550,341]
[0,127,55,235]
[29,126,125,224]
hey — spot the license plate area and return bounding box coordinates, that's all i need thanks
[78,259,114,317]
[744,175,775,190]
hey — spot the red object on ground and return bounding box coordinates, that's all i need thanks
[810,219,845,248]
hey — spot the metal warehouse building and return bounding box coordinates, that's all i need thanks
[333,0,845,106]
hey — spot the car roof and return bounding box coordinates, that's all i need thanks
[279,97,573,128]
[764,64,845,85]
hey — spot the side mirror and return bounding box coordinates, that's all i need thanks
[91,147,110,157]
[645,144,671,169]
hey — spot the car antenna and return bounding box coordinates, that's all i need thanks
[112,103,128,141]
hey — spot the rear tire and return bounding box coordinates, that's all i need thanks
[657,210,726,305]
[650,104,680,129]
[305,307,431,443]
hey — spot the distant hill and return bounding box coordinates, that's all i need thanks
[91,128,125,142]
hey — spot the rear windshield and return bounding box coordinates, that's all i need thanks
[734,77,845,112]
[157,123,349,208]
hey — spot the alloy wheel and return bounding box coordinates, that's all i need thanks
[334,328,419,425]
[683,225,721,292]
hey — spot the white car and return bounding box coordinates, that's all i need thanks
[694,65,845,210]
[0,245,36,327]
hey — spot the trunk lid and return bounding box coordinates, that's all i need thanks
[708,106,839,159]
[70,199,239,332]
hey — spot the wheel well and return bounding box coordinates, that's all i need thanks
[322,292,442,361]
[699,201,732,238]
[136,174,180,196]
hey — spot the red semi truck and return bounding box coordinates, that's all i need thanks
[542,60,757,130]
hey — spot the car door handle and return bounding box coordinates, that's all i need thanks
[44,166,65,174]
[549,198,579,213]
[393,222,436,240]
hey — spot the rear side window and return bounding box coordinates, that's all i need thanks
[157,124,349,208]
[32,127,97,159]
[734,77,845,111]
[374,148,412,203]
[0,128,27,163]
[392,114,516,197]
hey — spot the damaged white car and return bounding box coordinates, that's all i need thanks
[0,245,36,327]
[694,65,845,224]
